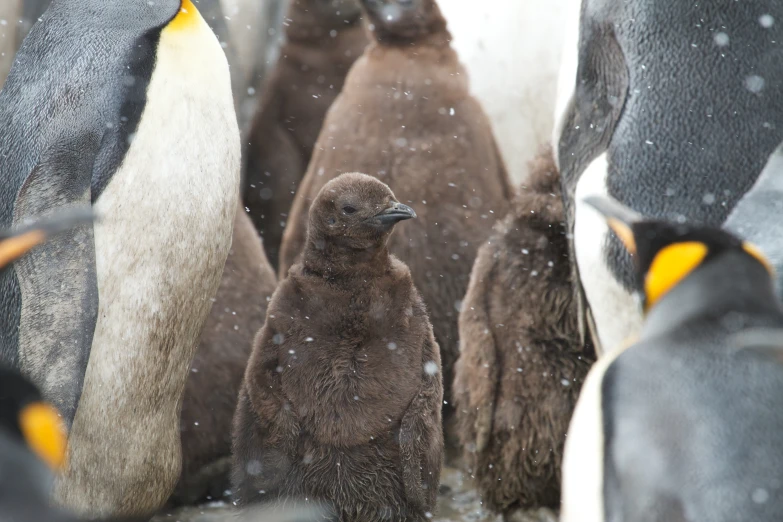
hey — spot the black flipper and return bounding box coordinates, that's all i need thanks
[12,137,100,427]
[556,0,630,352]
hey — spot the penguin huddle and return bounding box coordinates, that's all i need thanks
[4,0,783,521]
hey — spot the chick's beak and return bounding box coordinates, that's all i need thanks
[19,402,67,471]
[374,201,417,225]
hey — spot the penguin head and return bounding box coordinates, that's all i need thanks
[584,196,774,313]
[0,367,67,472]
[308,172,416,251]
[307,0,363,21]
[0,208,95,274]
[359,0,446,42]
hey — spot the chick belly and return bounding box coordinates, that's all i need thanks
[270,431,416,521]
[290,386,411,448]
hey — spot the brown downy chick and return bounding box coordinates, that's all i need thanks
[243,0,368,271]
[453,148,594,514]
[278,0,512,437]
[233,173,444,522]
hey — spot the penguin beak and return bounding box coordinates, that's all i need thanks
[374,202,417,225]
[19,402,68,471]
[582,195,640,255]
[0,208,96,270]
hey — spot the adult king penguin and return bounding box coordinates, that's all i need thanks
[562,195,783,522]
[554,0,783,354]
[0,0,240,518]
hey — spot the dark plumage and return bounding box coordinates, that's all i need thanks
[562,198,783,522]
[172,208,278,506]
[555,0,783,353]
[233,173,443,522]
[0,210,113,522]
[0,366,71,522]
[243,0,367,270]
[278,0,511,432]
[453,149,594,514]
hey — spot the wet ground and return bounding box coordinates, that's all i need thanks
[152,467,557,522]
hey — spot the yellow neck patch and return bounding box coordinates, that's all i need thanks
[165,0,201,32]
[19,402,67,471]
[644,241,708,311]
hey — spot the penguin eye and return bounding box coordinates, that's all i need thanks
[342,206,357,215]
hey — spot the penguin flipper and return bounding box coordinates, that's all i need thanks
[12,140,100,427]
[399,333,444,513]
[556,0,630,357]
[232,324,299,504]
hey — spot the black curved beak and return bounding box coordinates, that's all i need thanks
[374,201,417,225]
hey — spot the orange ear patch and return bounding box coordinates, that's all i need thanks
[743,242,775,277]
[607,217,637,255]
[19,402,68,471]
[644,242,708,311]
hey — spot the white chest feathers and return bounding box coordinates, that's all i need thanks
[56,8,241,517]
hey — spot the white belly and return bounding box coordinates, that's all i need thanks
[574,153,643,355]
[440,0,574,182]
[55,9,240,517]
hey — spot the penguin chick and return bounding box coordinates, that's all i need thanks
[243,0,367,270]
[278,0,511,439]
[562,196,783,522]
[453,148,594,514]
[233,173,444,522]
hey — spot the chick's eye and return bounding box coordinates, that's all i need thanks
[343,205,357,215]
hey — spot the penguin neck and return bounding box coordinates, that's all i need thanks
[303,233,392,280]
[285,4,362,43]
[369,7,452,50]
[641,254,783,340]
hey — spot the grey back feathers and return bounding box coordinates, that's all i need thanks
[602,327,783,522]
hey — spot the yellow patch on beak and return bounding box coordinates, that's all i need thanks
[0,230,47,269]
[607,218,637,255]
[165,0,201,32]
[743,242,775,277]
[644,242,708,311]
[19,402,67,471]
